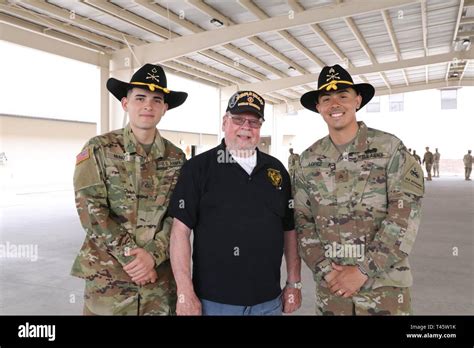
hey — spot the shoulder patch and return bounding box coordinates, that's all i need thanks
[76,148,90,166]
[402,155,424,197]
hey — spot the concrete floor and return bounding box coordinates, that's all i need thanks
[0,175,472,315]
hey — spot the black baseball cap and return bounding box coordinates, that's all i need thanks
[226,90,265,120]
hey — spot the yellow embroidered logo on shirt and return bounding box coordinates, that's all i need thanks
[267,168,282,188]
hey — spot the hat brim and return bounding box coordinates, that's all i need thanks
[300,83,375,113]
[106,78,188,110]
[231,105,265,121]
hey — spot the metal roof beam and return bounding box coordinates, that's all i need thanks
[238,0,324,69]
[134,0,277,81]
[115,0,279,83]
[0,12,104,52]
[82,0,175,39]
[157,65,219,88]
[199,50,266,80]
[460,60,469,80]
[0,20,109,67]
[374,78,474,96]
[421,0,428,55]
[111,0,420,69]
[160,0,290,79]
[453,0,465,43]
[459,17,474,25]
[0,1,123,49]
[382,9,409,86]
[19,0,145,46]
[185,0,293,78]
[288,0,349,64]
[344,16,391,89]
[175,57,248,85]
[236,51,474,94]
[161,61,230,86]
[457,30,474,37]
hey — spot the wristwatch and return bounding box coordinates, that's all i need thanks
[357,264,369,277]
[285,281,303,290]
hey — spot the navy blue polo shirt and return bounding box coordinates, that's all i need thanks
[169,139,294,306]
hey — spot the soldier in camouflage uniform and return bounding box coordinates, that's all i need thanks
[296,65,424,315]
[422,147,433,181]
[464,150,472,180]
[71,64,187,315]
[288,148,300,187]
[433,148,440,177]
[412,150,421,165]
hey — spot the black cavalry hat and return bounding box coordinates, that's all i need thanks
[300,64,375,113]
[107,64,187,110]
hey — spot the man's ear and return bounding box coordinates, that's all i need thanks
[356,94,362,109]
[162,103,169,115]
[315,102,321,113]
[222,116,227,132]
[121,97,128,112]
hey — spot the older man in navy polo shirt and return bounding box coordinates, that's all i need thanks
[169,91,302,315]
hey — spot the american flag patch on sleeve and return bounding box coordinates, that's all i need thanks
[76,148,90,165]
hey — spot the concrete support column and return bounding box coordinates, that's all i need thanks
[109,53,136,131]
[98,64,110,135]
[272,103,287,163]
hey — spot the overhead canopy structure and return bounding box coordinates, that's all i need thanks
[1,0,473,108]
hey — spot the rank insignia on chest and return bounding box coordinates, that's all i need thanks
[267,168,282,188]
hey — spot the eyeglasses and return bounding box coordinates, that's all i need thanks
[227,115,263,129]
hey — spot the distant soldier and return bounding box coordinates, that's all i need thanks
[422,147,434,181]
[71,64,188,315]
[288,148,300,185]
[0,152,7,165]
[464,150,472,181]
[413,150,421,164]
[295,64,424,315]
[433,148,441,177]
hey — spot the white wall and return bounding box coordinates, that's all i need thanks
[0,41,100,123]
[0,115,96,193]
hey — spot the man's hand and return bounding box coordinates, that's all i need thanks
[323,266,341,286]
[132,269,158,286]
[176,290,202,316]
[327,263,368,298]
[282,287,302,314]
[123,248,155,284]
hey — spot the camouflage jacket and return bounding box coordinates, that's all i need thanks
[423,152,434,165]
[71,124,185,281]
[288,154,300,170]
[294,121,424,289]
[463,154,472,167]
